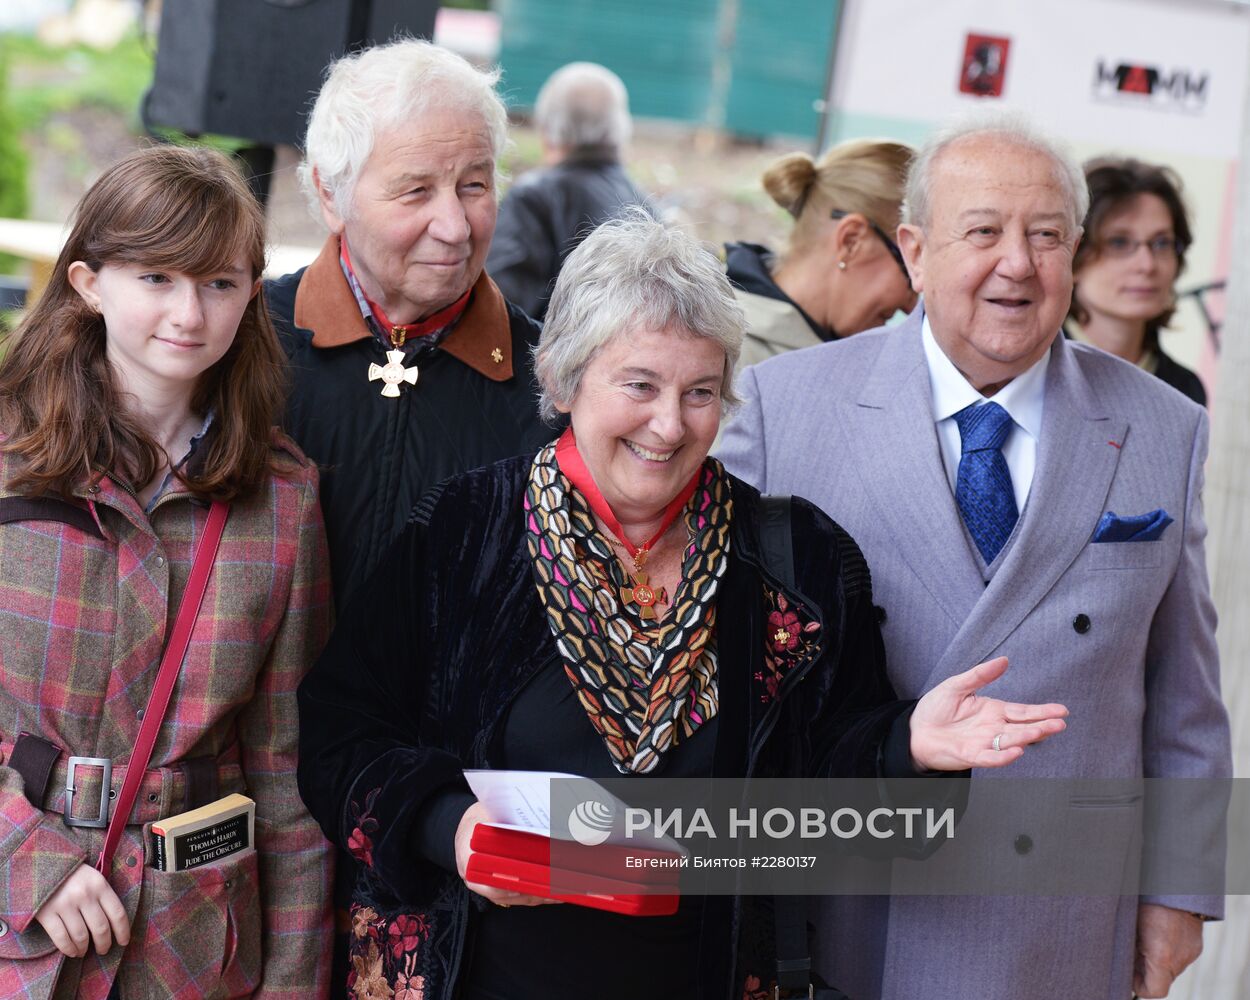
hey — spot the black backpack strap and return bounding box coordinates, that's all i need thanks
[773,895,852,998]
[774,893,811,992]
[760,495,853,999]
[759,495,795,589]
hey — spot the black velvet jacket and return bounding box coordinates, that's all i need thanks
[297,454,919,999]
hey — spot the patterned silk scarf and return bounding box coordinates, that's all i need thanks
[524,442,733,774]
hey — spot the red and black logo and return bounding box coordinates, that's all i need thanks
[960,33,1010,98]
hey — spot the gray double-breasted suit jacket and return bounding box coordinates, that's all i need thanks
[717,308,1231,999]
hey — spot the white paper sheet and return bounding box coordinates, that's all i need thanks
[463,769,683,854]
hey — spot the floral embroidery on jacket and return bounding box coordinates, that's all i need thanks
[742,973,774,999]
[349,940,393,999]
[348,787,381,868]
[388,913,429,960]
[353,906,381,939]
[755,589,820,703]
[348,903,431,1000]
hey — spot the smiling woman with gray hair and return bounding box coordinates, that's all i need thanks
[298,215,1067,1000]
[534,210,743,422]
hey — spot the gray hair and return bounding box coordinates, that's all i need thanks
[298,38,509,221]
[534,213,744,424]
[534,62,632,154]
[902,110,1088,234]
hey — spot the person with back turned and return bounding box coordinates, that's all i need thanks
[486,61,654,321]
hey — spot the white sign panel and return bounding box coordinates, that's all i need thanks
[832,0,1250,159]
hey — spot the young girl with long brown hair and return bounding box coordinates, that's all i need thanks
[0,145,332,999]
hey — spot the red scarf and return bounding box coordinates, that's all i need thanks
[340,239,471,344]
[554,427,698,562]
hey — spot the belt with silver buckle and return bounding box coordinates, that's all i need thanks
[64,756,112,828]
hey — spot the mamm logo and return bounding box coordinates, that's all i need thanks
[1093,60,1209,112]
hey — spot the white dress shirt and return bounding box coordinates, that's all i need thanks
[921,315,1048,514]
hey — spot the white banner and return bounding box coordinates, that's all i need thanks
[832,0,1250,160]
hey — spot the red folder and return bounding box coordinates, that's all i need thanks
[467,824,681,917]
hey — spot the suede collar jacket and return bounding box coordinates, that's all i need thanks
[266,239,553,609]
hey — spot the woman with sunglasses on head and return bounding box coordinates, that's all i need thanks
[0,145,332,999]
[726,139,917,369]
[1069,157,1206,406]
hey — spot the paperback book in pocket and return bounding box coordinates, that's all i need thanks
[150,793,256,872]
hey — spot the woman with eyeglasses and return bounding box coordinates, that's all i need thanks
[725,139,917,369]
[1069,157,1206,406]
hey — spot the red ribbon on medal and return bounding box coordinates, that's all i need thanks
[341,238,471,345]
[554,428,698,619]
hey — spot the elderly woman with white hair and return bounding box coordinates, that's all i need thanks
[267,38,551,613]
[297,216,1066,999]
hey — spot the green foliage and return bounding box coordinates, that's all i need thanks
[0,29,152,273]
[0,31,152,133]
[0,51,29,222]
[0,49,29,271]
[497,130,542,190]
[147,126,247,155]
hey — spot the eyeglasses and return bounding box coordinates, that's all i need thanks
[831,209,912,289]
[1099,235,1186,260]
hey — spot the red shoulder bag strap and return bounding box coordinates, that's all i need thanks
[96,500,230,874]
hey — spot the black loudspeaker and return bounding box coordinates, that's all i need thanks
[145,0,440,147]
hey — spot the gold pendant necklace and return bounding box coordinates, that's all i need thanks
[616,545,668,621]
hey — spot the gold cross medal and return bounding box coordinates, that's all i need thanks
[622,571,667,621]
[368,350,418,398]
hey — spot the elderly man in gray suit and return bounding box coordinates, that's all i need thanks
[718,112,1231,1000]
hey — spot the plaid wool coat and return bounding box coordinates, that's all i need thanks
[0,430,334,999]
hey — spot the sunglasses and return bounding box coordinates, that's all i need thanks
[831,209,913,290]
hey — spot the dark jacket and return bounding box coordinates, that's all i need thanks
[486,151,655,320]
[266,237,552,608]
[1154,347,1207,407]
[1060,326,1207,409]
[297,454,928,1000]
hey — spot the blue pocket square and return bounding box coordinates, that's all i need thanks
[1093,509,1173,543]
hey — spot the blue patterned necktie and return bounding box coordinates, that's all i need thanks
[953,401,1018,564]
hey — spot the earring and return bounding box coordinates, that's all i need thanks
[837,260,847,271]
